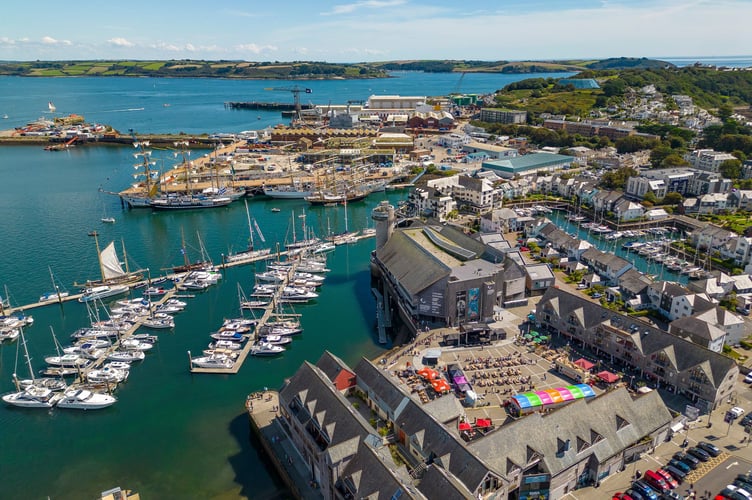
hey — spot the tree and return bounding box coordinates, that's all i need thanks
[662,191,684,205]
[643,191,658,204]
[719,158,743,179]
[661,154,690,168]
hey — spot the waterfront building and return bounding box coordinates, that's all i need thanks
[691,224,736,251]
[481,153,575,179]
[461,142,518,160]
[610,269,653,311]
[479,108,527,124]
[479,208,520,233]
[727,189,752,210]
[535,287,739,410]
[524,263,556,295]
[426,174,500,214]
[407,187,457,222]
[367,95,426,110]
[437,133,471,149]
[371,222,505,328]
[613,198,645,222]
[580,248,633,286]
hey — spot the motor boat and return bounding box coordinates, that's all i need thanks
[45,354,90,368]
[86,366,129,384]
[258,325,302,336]
[260,334,293,346]
[104,361,132,371]
[107,350,145,363]
[191,354,234,369]
[208,340,242,351]
[141,317,175,329]
[78,285,129,303]
[250,341,285,356]
[210,331,247,342]
[57,389,117,410]
[120,338,154,352]
[18,377,68,392]
[2,386,63,408]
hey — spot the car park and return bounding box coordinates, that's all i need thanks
[632,480,660,500]
[686,446,711,462]
[673,453,699,469]
[655,469,679,489]
[697,441,721,457]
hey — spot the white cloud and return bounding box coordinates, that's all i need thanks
[108,37,134,47]
[322,0,406,16]
[235,43,278,55]
[40,36,71,46]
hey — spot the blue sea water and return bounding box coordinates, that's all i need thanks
[0,70,580,499]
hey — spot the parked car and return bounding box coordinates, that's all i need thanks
[733,481,752,497]
[655,468,679,489]
[660,491,685,500]
[726,485,752,500]
[730,407,746,418]
[697,441,721,457]
[720,487,749,500]
[740,414,752,427]
[632,480,660,500]
[644,470,671,492]
[738,475,752,488]
[663,464,687,482]
[744,373,752,383]
[673,453,699,469]
[626,490,645,500]
[592,292,603,299]
[686,447,710,462]
[668,459,691,474]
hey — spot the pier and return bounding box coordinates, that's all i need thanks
[189,260,300,375]
[225,101,314,112]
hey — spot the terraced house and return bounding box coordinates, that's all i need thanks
[535,287,739,411]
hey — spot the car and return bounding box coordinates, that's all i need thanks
[697,441,722,457]
[668,459,691,474]
[739,475,752,487]
[626,489,646,500]
[655,469,679,489]
[673,453,699,469]
[744,373,752,383]
[644,471,671,492]
[741,414,752,427]
[734,481,752,497]
[721,487,749,500]
[632,480,660,500]
[577,283,589,290]
[660,491,685,500]
[727,484,752,500]
[663,464,686,482]
[614,493,635,500]
[519,246,530,252]
[592,292,603,299]
[730,407,746,418]
[686,446,711,462]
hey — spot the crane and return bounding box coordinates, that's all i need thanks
[263,85,312,122]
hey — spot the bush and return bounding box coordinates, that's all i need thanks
[739,340,752,350]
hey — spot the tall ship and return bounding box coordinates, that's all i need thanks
[149,141,238,210]
[120,140,159,208]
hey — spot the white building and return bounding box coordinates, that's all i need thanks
[685,149,737,173]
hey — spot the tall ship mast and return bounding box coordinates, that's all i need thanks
[120,140,158,208]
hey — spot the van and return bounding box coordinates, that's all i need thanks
[644,471,670,493]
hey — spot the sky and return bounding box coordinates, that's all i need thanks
[1,0,750,62]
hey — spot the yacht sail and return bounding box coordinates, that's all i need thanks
[100,242,127,281]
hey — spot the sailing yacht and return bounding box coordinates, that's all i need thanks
[4,328,66,408]
[121,140,159,208]
[77,234,143,287]
[39,267,70,303]
[226,199,271,262]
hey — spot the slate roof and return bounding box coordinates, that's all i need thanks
[416,464,475,500]
[395,399,499,493]
[375,229,451,296]
[280,362,376,464]
[618,268,652,296]
[339,440,424,500]
[355,358,414,411]
[537,287,738,387]
[316,351,356,387]
[670,315,726,342]
[581,247,631,272]
[468,388,671,476]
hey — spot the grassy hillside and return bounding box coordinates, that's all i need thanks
[0,60,387,79]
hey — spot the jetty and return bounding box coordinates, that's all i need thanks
[189,260,300,375]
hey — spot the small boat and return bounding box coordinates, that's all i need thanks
[141,317,175,329]
[88,231,99,237]
[40,366,79,377]
[240,300,270,310]
[142,286,169,297]
[107,350,146,363]
[208,340,242,351]
[120,338,154,351]
[86,366,129,384]
[210,331,247,342]
[39,290,70,303]
[191,354,234,369]
[104,361,132,371]
[270,208,281,212]
[45,354,90,368]
[260,334,293,346]
[258,325,302,336]
[2,386,62,408]
[101,217,116,224]
[251,341,285,356]
[78,285,130,303]
[57,389,117,410]
[18,377,68,392]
